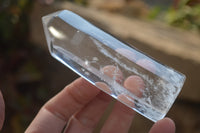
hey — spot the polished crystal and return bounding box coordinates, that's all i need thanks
[42,10,186,122]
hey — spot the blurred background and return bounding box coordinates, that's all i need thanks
[0,0,200,132]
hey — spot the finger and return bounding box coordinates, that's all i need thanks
[124,75,145,97]
[115,48,137,62]
[100,75,144,133]
[65,92,111,133]
[100,101,135,133]
[118,75,145,111]
[101,65,124,84]
[136,59,156,73]
[65,65,124,133]
[95,82,112,94]
[99,65,124,94]
[25,108,66,133]
[26,78,100,133]
[149,118,175,133]
[0,90,5,131]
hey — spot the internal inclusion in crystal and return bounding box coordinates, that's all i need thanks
[42,10,186,122]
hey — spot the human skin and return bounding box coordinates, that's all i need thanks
[25,66,175,133]
[0,78,175,133]
[0,47,176,132]
[0,90,5,131]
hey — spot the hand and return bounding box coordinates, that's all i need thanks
[25,77,175,133]
[0,90,5,131]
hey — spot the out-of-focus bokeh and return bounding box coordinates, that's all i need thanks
[0,0,200,132]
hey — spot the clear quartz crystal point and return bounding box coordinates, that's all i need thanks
[42,10,186,122]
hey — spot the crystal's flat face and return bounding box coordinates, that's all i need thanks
[42,10,186,122]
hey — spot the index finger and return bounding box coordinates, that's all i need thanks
[25,78,100,133]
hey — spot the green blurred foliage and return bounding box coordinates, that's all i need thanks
[165,4,200,32]
[0,0,33,44]
[148,0,200,32]
[148,6,162,19]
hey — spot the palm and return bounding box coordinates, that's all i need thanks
[25,74,175,133]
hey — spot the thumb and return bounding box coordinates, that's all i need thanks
[149,118,175,133]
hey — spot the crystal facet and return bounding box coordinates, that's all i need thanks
[42,10,186,122]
